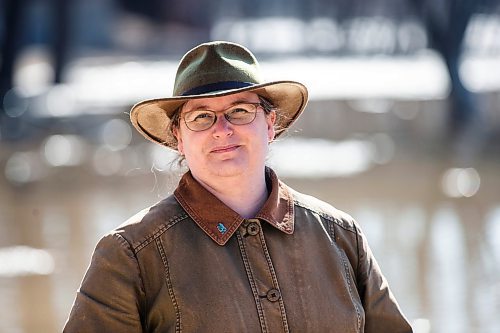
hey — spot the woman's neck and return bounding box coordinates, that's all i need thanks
[192,168,268,219]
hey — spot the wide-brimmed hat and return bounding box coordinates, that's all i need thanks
[130,41,308,150]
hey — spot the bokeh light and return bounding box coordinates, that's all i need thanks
[0,246,55,277]
[441,168,481,198]
[412,318,431,333]
[393,102,420,120]
[45,84,77,117]
[348,99,394,113]
[5,153,34,184]
[14,49,54,96]
[307,18,344,52]
[486,208,500,264]
[370,133,395,165]
[5,152,45,185]
[269,138,373,178]
[100,119,132,151]
[3,88,29,118]
[43,135,85,167]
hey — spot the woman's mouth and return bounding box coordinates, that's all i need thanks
[211,144,240,153]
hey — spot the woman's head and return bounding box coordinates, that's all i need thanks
[169,91,277,179]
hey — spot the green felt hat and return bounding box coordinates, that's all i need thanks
[130,41,308,149]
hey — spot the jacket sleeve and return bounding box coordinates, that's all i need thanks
[63,233,145,333]
[354,225,413,333]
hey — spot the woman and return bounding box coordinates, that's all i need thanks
[64,41,412,332]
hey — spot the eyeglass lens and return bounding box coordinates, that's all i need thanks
[183,103,261,131]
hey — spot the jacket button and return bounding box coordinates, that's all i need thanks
[247,222,260,236]
[266,288,281,302]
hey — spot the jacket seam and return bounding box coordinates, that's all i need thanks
[257,231,290,333]
[133,213,189,253]
[156,237,182,333]
[325,215,362,293]
[114,233,148,326]
[340,250,362,332]
[327,217,336,242]
[354,225,362,290]
[236,231,268,333]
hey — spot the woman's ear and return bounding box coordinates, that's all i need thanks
[173,127,184,154]
[266,111,276,142]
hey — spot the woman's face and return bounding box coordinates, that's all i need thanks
[174,91,276,180]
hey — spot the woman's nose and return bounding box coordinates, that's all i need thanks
[212,113,233,137]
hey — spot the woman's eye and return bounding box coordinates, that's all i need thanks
[191,112,214,122]
[231,107,250,114]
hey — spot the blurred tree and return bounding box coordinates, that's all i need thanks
[53,0,70,84]
[0,0,71,90]
[409,0,490,135]
[0,0,28,140]
[0,0,26,97]
[0,0,71,140]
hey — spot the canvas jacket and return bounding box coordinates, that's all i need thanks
[64,168,412,333]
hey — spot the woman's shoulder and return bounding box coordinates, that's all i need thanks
[286,185,357,233]
[109,194,188,251]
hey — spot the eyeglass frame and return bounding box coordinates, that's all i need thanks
[168,96,276,141]
[179,102,268,132]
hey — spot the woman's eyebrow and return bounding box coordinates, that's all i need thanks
[230,99,255,106]
[186,100,256,112]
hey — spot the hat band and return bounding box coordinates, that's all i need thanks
[181,81,255,96]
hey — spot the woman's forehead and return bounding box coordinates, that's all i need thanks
[182,91,260,112]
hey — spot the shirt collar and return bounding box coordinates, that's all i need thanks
[173,167,294,245]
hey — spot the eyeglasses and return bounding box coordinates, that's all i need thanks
[181,102,263,132]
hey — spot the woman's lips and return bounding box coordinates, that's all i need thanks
[210,144,240,153]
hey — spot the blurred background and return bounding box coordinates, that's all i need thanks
[1,0,500,332]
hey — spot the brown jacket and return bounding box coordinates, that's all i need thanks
[64,168,412,332]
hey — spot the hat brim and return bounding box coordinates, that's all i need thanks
[130,80,308,150]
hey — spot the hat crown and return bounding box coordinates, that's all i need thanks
[173,41,263,96]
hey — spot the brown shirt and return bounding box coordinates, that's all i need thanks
[64,168,412,332]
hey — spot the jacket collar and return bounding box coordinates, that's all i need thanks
[174,167,294,245]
